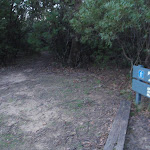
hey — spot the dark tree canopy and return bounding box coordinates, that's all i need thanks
[0,0,150,68]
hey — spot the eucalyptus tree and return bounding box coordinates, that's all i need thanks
[0,0,28,65]
[71,0,150,68]
[27,0,83,66]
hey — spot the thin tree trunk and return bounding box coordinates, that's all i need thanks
[68,0,82,67]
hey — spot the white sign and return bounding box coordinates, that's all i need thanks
[147,87,150,97]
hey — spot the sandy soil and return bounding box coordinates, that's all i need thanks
[0,53,121,150]
[0,52,149,150]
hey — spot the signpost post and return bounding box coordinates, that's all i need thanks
[132,65,150,104]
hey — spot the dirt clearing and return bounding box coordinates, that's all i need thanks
[0,52,149,150]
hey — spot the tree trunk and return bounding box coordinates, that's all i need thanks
[68,36,80,67]
[67,0,82,67]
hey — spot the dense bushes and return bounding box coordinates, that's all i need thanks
[0,0,29,65]
[71,0,150,68]
[28,6,73,63]
[0,0,150,68]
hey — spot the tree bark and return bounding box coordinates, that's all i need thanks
[68,36,80,67]
[68,0,82,67]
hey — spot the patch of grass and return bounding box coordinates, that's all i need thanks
[135,103,144,113]
[8,98,16,103]
[77,143,83,150]
[0,133,23,149]
[76,122,90,134]
[0,114,7,125]
[68,99,84,111]
[47,103,52,108]
[95,132,101,137]
[96,79,101,84]
[132,98,150,113]
[84,88,91,95]
[63,88,73,97]
[63,98,93,111]
[126,73,130,80]
[127,92,133,100]
[72,143,83,150]
[84,98,94,106]
[0,115,3,125]
[64,121,72,126]
[108,90,113,95]
[79,124,87,129]
[130,111,135,117]
[120,89,133,101]
[120,89,126,95]
[74,85,80,89]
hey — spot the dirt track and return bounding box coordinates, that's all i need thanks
[0,52,149,150]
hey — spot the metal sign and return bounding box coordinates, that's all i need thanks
[132,65,150,104]
[132,79,150,98]
[132,65,150,83]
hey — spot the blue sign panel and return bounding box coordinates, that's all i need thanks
[132,65,150,104]
[133,66,150,83]
[132,79,150,98]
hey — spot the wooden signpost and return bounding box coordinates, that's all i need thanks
[132,65,150,104]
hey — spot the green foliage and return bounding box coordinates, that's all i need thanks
[71,0,150,66]
[28,21,49,52]
[0,0,30,65]
[27,0,76,62]
[0,0,149,67]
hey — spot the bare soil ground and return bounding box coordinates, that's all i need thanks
[0,52,149,150]
[125,111,150,150]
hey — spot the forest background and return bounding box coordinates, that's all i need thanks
[0,0,150,69]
